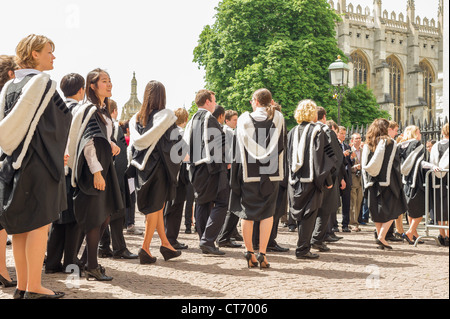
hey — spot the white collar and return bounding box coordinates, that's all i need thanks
[13,69,42,83]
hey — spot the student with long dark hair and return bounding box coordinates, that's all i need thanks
[67,68,123,281]
[361,118,408,250]
[127,80,185,264]
[0,34,72,298]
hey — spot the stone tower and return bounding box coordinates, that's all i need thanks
[120,72,142,121]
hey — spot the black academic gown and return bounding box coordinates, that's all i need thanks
[287,122,335,221]
[362,139,408,223]
[399,139,426,219]
[127,110,185,215]
[229,112,285,221]
[187,109,228,205]
[73,106,123,232]
[0,74,72,234]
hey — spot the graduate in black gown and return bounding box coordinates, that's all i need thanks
[0,54,18,289]
[0,35,71,299]
[423,123,449,245]
[127,80,185,264]
[67,69,123,281]
[287,100,335,259]
[361,118,408,250]
[183,90,229,256]
[229,89,286,268]
[397,125,426,244]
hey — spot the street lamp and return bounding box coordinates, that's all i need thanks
[328,55,350,125]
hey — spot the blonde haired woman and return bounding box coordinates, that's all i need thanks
[397,125,426,244]
[287,100,335,259]
[0,34,72,298]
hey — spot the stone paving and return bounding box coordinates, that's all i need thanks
[1,212,448,300]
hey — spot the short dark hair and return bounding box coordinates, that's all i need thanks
[60,73,85,97]
[212,105,225,119]
[317,106,326,121]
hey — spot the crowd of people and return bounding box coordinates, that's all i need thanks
[0,34,448,299]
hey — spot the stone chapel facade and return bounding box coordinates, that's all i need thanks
[331,0,445,123]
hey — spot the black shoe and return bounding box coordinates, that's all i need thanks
[324,235,339,243]
[172,242,189,250]
[85,266,113,281]
[44,266,64,274]
[218,239,242,248]
[296,252,319,259]
[160,246,182,261]
[13,289,25,299]
[312,243,330,252]
[200,244,225,256]
[244,251,258,268]
[376,239,393,250]
[185,228,192,234]
[332,227,340,233]
[267,244,289,252]
[386,234,403,242]
[98,247,113,258]
[288,225,296,232]
[113,248,138,259]
[413,236,424,244]
[256,253,270,269]
[138,248,157,264]
[342,227,351,233]
[402,233,414,245]
[0,274,16,288]
[24,290,65,299]
[438,235,445,246]
[331,233,343,240]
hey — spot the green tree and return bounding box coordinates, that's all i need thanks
[193,0,345,129]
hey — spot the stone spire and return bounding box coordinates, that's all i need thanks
[120,72,142,121]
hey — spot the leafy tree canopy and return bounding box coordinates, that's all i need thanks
[194,0,388,129]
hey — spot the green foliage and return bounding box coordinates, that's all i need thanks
[337,84,391,128]
[194,0,382,130]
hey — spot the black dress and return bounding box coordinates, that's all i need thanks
[362,138,408,223]
[72,104,123,232]
[229,111,285,221]
[398,139,426,219]
[0,73,72,234]
[127,109,185,215]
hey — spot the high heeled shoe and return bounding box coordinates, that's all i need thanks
[402,233,414,245]
[160,246,181,261]
[244,251,258,268]
[138,248,157,264]
[85,266,113,281]
[413,236,424,244]
[256,253,270,269]
[376,239,393,250]
[0,274,16,288]
[13,289,25,299]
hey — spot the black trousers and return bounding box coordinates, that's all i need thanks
[340,188,351,228]
[311,206,333,246]
[295,209,319,257]
[99,215,127,254]
[46,221,83,271]
[164,200,185,245]
[217,211,240,244]
[195,186,229,247]
[184,183,195,229]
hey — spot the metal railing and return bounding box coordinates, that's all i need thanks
[415,169,449,247]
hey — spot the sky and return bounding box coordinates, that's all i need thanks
[0,0,441,120]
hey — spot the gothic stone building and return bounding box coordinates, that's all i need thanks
[331,0,445,124]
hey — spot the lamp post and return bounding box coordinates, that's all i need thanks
[328,55,350,126]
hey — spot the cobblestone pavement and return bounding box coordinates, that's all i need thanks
[1,213,448,300]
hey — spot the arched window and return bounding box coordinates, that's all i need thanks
[420,60,435,118]
[386,55,403,122]
[351,51,370,87]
